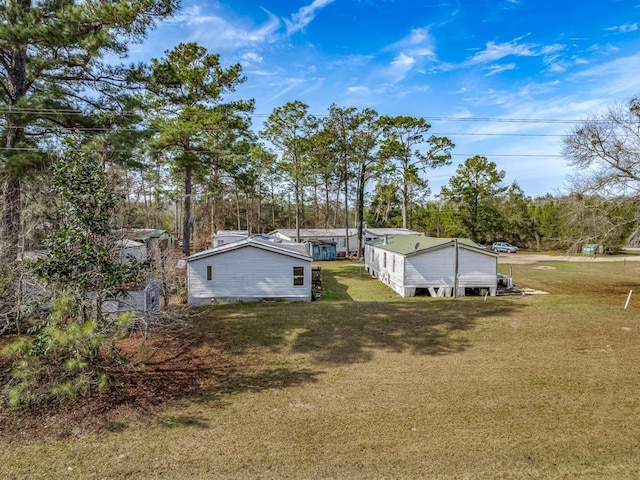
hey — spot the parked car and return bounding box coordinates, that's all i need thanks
[492,242,518,253]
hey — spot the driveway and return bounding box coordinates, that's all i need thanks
[497,253,640,264]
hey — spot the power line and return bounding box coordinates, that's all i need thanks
[0,106,598,124]
[0,145,566,157]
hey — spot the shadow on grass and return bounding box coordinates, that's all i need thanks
[0,265,522,438]
[191,262,526,365]
[206,299,523,365]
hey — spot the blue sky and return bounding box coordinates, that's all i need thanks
[131,0,640,198]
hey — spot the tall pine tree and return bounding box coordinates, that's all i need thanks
[0,0,177,257]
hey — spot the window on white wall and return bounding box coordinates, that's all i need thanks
[392,255,395,272]
[293,266,305,286]
[207,265,212,281]
[383,252,387,268]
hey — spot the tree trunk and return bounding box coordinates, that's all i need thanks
[1,178,21,259]
[182,167,192,256]
[401,176,409,229]
[356,166,366,257]
[2,28,29,259]
[324,182,331,228]
[343,155,350,256]
[294,177,301,242]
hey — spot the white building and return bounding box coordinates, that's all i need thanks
[365,234,498,297]
[212,230,248,248]
[270,228,358,256]
[187,235,312,305]
[270,227,419,256]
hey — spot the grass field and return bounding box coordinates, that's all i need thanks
[3,260,640,478]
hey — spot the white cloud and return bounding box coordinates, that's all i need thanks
[284,0,336,36]
[387,27,437,60]
[346,86,372,96]
[164,5,218,25]
[572,53,640,97]
[167,5,281,50]
[467,36,537,64]
[389,53,417,81]
[485,63,516,76]
[605,22,638,33]
[263,77,307,102]
[241,52,264,64]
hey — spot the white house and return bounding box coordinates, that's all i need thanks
[362,227,420,244]
[365,234,498,297]
[270,227,420,256]
[270,228,358,256]
[212,230,248,248]
[187,235,313,305]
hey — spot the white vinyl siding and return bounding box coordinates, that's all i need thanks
[188,246,311,304]
[365,241,496,298]
[405,247,455,287]
[457,247,497,289]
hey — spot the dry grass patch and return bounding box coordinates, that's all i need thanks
[2,261,640,478]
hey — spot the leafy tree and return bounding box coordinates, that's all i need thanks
[377,116,454,229]
[308,126,341,228]
[35,149,145,320]
[440,155,507,242]
[2,149,144,409]
[349,108,382,255]
[320,105,382,254]
[324,105,358,253]
[500,183,534,245]
[261,101,318,242]
[0,0,178,257]
[144,42,254,256]
[366,182,402,227]
[530,195,562,249]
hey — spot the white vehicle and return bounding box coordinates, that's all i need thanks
[492,242,518,253]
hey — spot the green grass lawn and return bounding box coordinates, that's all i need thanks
[3,260,640,478]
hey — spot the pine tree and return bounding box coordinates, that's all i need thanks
[0,0,178,257]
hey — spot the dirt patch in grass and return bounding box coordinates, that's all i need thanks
[0,328,221,438]
[0,315,318,439]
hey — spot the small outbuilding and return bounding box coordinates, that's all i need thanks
[187,235,313,305]
[117,229,174,257]
[308,239,337,261]
[365,234,498,297]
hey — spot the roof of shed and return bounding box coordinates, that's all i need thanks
[117,228,172,241]
[367,234,496,256]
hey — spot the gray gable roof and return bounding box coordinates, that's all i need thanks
[188,235,311,262]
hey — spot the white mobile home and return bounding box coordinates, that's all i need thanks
[362,227,420,244]
[187,235,312,305]
[365,235,497,297]
[270,227,420,256]
[212,230,248,248]
[270,228,358,256]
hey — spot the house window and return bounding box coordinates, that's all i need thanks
[207,265,212,281]
[293,266,305,286]
[383,252,387,268]
[392,255,395,272]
